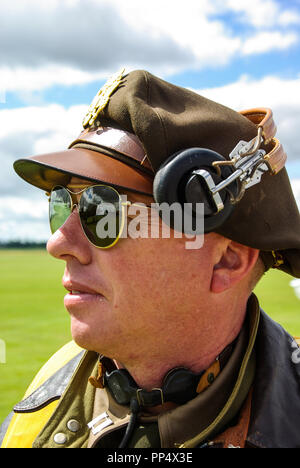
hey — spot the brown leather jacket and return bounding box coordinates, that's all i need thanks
[245,310,300,448]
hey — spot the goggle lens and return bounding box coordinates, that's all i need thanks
[49,185,123,249]
[49,187,72,234]
[79,185,122,249]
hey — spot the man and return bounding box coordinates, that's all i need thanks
[1,69,300,448]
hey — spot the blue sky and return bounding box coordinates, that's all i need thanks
[0,0,300,241]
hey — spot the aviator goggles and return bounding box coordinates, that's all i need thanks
[49,184,150,249]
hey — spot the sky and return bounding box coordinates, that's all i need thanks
[0,0,300,241]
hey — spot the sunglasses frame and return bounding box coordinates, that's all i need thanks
[48,184,152,249]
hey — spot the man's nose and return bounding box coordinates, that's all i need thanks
[47,209,92,264]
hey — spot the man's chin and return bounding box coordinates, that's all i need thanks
[70,320,98,351]
[70,318,117,357]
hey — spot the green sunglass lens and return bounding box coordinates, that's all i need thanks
[79,186,122,248]
[49,187,72,234]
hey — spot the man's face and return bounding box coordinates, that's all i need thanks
[47,179,227,368]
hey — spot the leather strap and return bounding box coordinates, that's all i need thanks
[210,388,253,448]
[240,108,276,143]
[70,127,153,172]
[264,138,287,175]
[240,107,287,175]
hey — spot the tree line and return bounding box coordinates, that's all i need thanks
[0,241,47,249]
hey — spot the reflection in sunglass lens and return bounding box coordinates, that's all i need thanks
[49,187,72,234]
[79,186,122,248]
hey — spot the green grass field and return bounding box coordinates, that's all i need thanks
[0,250,70,423]
[0,249,300,424]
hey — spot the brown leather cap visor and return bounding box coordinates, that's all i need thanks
[13,147,154,195]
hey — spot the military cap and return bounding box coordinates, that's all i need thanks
[13,69,300,277]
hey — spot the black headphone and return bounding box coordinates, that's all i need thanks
[153,148,241,234]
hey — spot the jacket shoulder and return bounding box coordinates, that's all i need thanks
[1,341,85,448]
[248,311,300,448]
[23,341,84,399]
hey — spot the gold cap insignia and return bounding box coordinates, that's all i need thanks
[82,68,125,128]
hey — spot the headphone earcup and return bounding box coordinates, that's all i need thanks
[153,148,239,233]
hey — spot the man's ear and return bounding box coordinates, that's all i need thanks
[211,241,259,293]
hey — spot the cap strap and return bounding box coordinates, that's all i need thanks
[240,108,286,175]
[70,127,153,173]
[240,108,277,143]
[264,138,287,175]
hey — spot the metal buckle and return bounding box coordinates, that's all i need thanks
[87,411,113,435]
[238,127,263,157]
[152,388,164,405]
[136,387,164,406]
[192,169,225,213]
[208,127,269,206]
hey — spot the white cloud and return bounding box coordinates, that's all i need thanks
[0,104,87,204]
[0,197,47,221]
[196,74,300,109]
[279,10,300,26]
[0,196,49,242]
[0,103,88,241]
[242,32,298,55]
[0,104,86,145]
[0,221,50,243]
[0,0,194,87]
[112,0,300,66]
[0,65,107,94]
[0,0,298,93]
[220,0,300,28]
[112,0,242,68]
[194,74,300,162]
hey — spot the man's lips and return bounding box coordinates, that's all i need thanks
[62,280,104,297]
[63,281,106,310]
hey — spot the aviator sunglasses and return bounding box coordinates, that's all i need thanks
[49,184,151,249]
